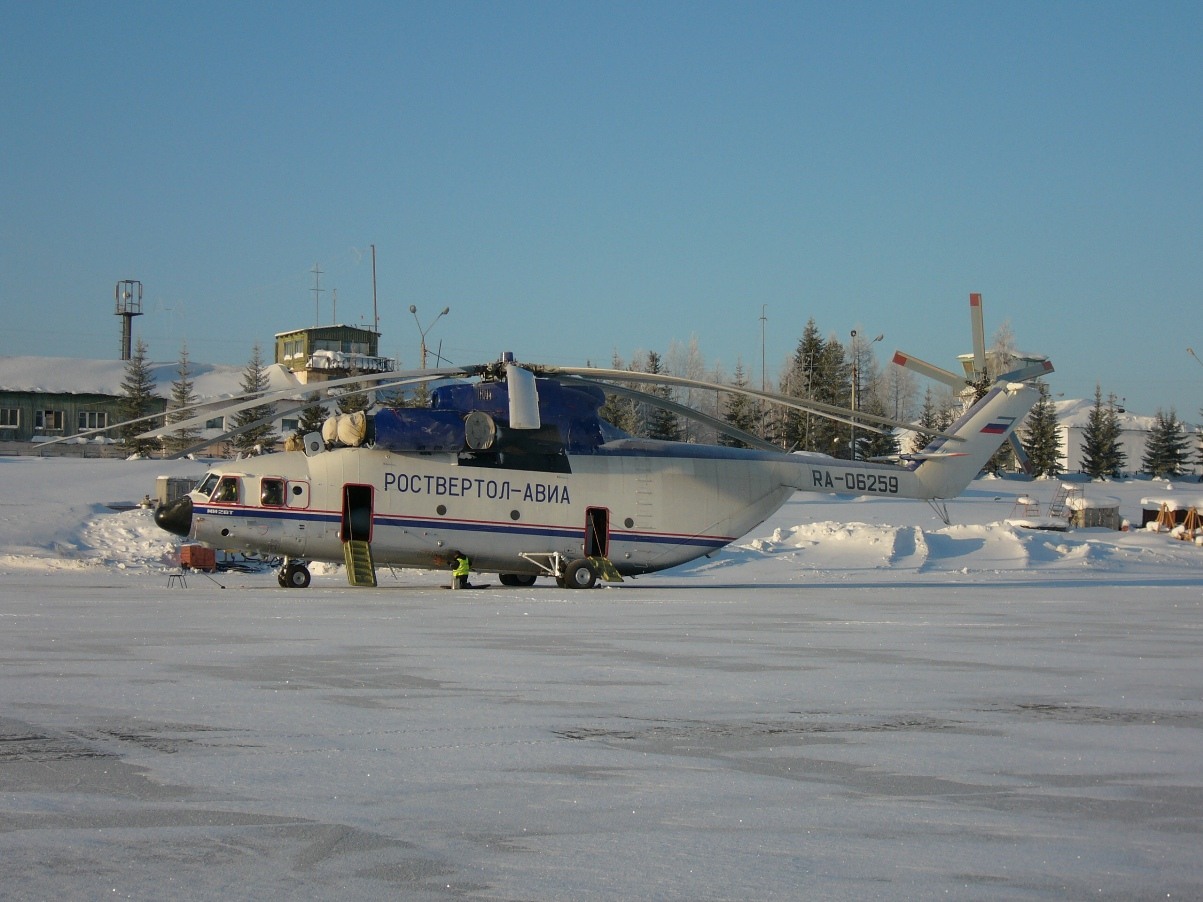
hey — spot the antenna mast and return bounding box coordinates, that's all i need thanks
[371,244,378,335]
[310,263,324,326]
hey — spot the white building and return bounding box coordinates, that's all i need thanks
[1054,398,1199,477]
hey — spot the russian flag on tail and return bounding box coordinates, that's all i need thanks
[980,416,1016,435]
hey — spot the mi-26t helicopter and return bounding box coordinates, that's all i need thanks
[149,296,1051,589]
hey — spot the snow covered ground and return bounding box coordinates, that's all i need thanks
[2,456,1202,899]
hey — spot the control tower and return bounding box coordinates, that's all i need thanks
[115,280,143,360]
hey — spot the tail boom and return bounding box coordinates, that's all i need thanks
[781,381,1040,501]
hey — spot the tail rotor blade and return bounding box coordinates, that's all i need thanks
[970,292,987,382]
[891,351,966,391]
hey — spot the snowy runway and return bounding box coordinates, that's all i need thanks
[2,458,1202,899]
[2,572,1201,900]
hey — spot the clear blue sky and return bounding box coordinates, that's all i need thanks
[3,1,1201,419]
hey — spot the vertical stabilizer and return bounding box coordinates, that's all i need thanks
[913,382,1039,497]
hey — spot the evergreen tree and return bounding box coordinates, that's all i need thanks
[335,381,371,415]
[781,319,825,451]
[1102,393,1128,477]
[857,393,900,460]
[1081,384,1126,479]
[1021,382,1062,477]
[642,350,681,441]
[162,342,200,457]
[598,352,639,435]
[814,335,851,458]
[1141,408,1191,478]
[231,344,279,455]
[720,359,760,448]
[118,338,162,457]
[910,386,954,454]
[296,393,327,439]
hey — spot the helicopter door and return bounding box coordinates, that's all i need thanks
[585,507,609,558]
[341,484,374,543]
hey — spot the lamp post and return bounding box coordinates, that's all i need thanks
[409,305,450,369]
[759,304,768,436]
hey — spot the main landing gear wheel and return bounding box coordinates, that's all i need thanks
[499,573,538,587]
[563,558,597,590]
[279,561,311,589]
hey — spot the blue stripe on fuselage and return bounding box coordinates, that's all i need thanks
[194,504,731,550]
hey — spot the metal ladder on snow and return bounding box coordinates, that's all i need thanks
[1047,484,1080,522]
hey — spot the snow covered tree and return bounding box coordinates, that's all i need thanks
[162,342,200,457]
[1141,408,1191,478]
[879,359,918,422]
[720,359,760,448]
[1197,410,1203,475]
[1021,382,1062,477]
[666,336,713,443]
[230,344,279,456]
[1080,385,1126,479]
[118,338,163,457]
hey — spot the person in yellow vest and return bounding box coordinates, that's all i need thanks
[451,551,472,589]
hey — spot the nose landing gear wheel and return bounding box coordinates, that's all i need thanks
[279,561,311,588]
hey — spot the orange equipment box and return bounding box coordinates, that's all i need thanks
[180,544,217,571]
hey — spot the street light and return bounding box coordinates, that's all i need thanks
[409,304,450,369]
[759,304,768,436]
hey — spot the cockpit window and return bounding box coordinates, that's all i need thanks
[196,473,220,497]
[260,478,285,507]
[212,476,240,504]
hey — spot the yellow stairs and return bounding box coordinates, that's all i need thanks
[587,555,624,583]
[343,540,377,587]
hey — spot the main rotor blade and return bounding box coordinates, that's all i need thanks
[559,375,781,451]
[159,371,459,458]
[139,365,475,439]
[970,292,987,382]
[539,365,963,441]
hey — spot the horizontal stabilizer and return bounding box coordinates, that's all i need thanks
[868,451,968,462]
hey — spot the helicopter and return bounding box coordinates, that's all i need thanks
[146,298,1052,590]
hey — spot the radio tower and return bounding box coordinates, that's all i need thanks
[115,280,143,360]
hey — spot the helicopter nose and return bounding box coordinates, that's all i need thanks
[154,496,193,538]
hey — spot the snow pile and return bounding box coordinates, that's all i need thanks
[2,455,1201,581]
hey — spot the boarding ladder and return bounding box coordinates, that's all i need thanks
[343,539,377,587]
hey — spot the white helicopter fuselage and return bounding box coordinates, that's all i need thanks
[184,441,805,577]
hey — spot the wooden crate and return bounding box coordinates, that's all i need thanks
[180,544,217,571]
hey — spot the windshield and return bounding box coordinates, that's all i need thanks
[196,473,220,498]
